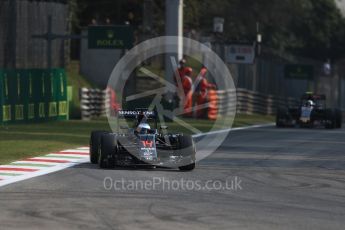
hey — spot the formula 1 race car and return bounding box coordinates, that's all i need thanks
[276,93,342,129]
[89,109,196,170]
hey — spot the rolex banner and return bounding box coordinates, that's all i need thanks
[0,69,68,124]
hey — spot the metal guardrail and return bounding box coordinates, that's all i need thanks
[80,88,109,120]
[80,87,297,120]
[217,88,299,115]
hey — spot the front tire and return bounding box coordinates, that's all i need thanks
[179,162,195,171]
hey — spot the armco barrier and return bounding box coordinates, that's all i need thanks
[80,88,109,120]
[217,88,299,115]
[80,87,295,120]
[0,69,67,124]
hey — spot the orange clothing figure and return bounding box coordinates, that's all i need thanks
[183,67,193,94]
[193,67,216,118]
[174,59,193,116]
[182,67,193,116]
[106,87,120,116]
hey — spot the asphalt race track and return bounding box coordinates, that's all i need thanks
[0,126,345,230]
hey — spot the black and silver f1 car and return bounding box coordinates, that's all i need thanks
[276,93,342,129]
[89,109,196,170]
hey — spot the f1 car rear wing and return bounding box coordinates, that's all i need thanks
[117,109,157,119]
[116,109,158,132]
[301,93,326,100]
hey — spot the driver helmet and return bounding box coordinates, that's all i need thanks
[306,100,315,107]
[137,123,151,134]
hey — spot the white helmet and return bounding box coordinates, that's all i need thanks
[306,100,314,107]
[137,123,151,134]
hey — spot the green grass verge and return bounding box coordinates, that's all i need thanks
[0,114,273,164]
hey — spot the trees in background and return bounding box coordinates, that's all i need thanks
[186,0,345,61]
[71,0,345,61]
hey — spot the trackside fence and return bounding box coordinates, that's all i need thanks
[80,88,109,120]
[218,88,299,115]
[80,87,299,120]
[0,69,68,124]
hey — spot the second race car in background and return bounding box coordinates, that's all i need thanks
[276,93,342,129]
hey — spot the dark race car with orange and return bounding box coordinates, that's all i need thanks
[89,109,196,171]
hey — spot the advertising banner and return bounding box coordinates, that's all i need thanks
[0,69,68,124]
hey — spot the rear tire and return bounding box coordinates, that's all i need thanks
[276,108,287,127]
[99,134,117,169]
[90,131,108,164]
[177,135,196,171]
[335,109,342,128]
[99,133,117,169]
[325,110,336,129]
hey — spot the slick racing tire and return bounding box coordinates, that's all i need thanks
[90,131,108,164]
[325,109,336,129]
[99,133,117,169]
[178,135,196,171]
[179,162,196,171]
[276,108,288,127]
[335,109,342,128]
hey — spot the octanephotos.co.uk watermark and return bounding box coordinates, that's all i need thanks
[103,176,243,192]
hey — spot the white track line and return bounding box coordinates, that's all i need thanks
[60,149,89,153]
[12,161,60,166]
[46,154,88,158]
[0,170,30,175]
[28,156,86,162]
[0,174,23,179]
[192,123,274,138]
[76,147,90,150]
[0,165,51,170]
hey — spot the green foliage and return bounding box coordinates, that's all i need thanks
[73,0,345,60]
[192,0,345,60]
[293,0,345,60]
[68,0,79,31]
